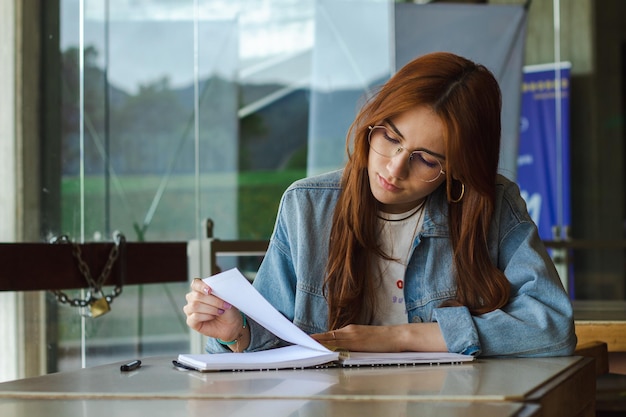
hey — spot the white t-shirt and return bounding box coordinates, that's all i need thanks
[372,204,425,325]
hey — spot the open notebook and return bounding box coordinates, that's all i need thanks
[177,268,474,372]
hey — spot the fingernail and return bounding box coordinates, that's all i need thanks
[223,302,232,309]
[202,286,210,295]
[217,308,225,315]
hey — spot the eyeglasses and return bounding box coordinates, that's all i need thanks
[367,125,445,183]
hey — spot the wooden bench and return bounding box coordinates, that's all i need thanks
[574,321,626,417]
[575,321,626,353]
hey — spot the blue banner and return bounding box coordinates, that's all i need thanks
[517,63,571,242]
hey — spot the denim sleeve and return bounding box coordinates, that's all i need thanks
[434,225,577,357]
[432,306,481,356]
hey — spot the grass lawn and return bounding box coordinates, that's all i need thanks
[60,169,307,241]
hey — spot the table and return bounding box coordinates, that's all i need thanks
[0,398,540,417]
[0,356,594,417]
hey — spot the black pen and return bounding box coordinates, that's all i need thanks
[120,359,142,372]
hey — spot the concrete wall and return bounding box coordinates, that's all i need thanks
[0,0,46,383]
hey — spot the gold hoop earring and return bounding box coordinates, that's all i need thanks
[450,183,465,203]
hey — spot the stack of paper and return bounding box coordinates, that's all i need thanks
[176,268,474,372]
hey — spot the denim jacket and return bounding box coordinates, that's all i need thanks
[206,169,577,357]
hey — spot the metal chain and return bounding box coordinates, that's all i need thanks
[51,232,125,308]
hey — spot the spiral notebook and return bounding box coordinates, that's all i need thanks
[176,268,474,371]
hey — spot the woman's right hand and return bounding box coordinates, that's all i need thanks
[183,278,243,342]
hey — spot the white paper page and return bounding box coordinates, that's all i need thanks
[203,268,329,352]
[180,345,337,369]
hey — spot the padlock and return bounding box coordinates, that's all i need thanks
[89,296,111,318]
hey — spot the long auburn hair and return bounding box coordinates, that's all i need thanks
[324,52,511,330]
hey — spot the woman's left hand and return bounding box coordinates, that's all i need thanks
[311,323,447,352]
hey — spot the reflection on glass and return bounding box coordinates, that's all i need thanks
[52,0,315,372]
[60,0,240,242]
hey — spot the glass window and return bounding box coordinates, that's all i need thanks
[2,0,624,381]
[44,0,318,373]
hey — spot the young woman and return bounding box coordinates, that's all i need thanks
[184,51,577,357]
